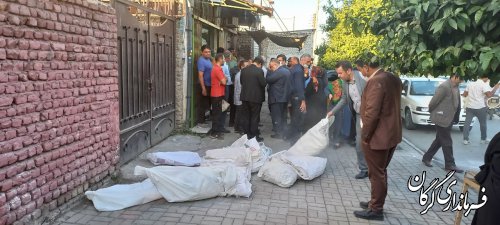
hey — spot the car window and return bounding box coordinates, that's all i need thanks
[410,81,442,96]
[403,81,409,93]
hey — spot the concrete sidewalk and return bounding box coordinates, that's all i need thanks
[47,111,477,225]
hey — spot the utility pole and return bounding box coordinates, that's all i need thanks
[293,16,295,31]
[312,0,320,64]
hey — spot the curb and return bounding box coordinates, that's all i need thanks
[401,137,466,183]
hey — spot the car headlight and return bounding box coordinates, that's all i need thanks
[416,107,429,112]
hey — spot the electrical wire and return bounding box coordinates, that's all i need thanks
[263,0,289,31]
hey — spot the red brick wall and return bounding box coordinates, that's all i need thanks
[0,0,119,224]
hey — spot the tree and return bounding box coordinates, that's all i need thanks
[320,0,339,32]
[314,42,328,68]
[369,0,500,81]
[319,0,383,69]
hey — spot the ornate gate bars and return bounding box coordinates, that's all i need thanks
[113,0,176,165]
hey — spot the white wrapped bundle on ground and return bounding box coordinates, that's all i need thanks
[225,167,253,197]
[230,134,249,148]
[251,143,272,173]
[85,179,162,211]
[146,151,202,166]
[229,134,272,172]
[204,147,252,168]
[279,152,327,180]
[287,117,334,156]
[134,165,238,202]
[257,152,298,188]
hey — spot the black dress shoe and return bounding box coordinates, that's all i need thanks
[256,136,264,142]
[445,166,464,173]
[359,201,369,209]
[422,159,433,167]
[355,171,368,179]
[353,209,384,221]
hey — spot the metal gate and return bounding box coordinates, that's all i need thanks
[114,0,176,165]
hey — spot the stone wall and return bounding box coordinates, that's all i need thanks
[236,33,254,61]
[0,0,119,224]
[175,16,186,128]
[261,29,315,62]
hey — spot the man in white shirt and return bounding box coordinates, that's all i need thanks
[462,75,500,144]
[327,61,368,179]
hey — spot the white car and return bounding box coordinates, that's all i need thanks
[401,77,471,130]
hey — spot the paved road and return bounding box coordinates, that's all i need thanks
[48,106,478,225]
[403,115,500,171]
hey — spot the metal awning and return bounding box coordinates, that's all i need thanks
[209,0,273,17]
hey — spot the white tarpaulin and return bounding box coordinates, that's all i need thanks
[287,117,334,156]
[279,152,327,180]
[85,179,162,211]
[257,152,298,188]
[204,147,252,168]
[147,151,202,166]
[134,165,238,202]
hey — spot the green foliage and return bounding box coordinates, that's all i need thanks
[314,42,329,68]
[320,0,339,32]
[370,0,500,80]
[318,0,383,69]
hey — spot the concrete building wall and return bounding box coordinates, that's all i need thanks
[261,29,315,62]
[0,0,119,224]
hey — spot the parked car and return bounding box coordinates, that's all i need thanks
[326,70,338,81]
[400,77,471,130]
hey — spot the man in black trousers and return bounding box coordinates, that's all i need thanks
[266,58,291,139]
[286,56,306,143]
[240,57,266,141]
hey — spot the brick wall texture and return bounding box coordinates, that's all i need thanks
[0,0,119,224]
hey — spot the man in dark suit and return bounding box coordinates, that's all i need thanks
[286,57,306,143]
[353,60,402,220]
[266,58,291,139]
[240,57,266,141]
[472,131,500,225]
[327,61,369,179]
[421,74,464,173]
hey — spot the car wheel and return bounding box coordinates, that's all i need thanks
[404,109,417,130]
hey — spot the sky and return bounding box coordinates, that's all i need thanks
[258,0,331,45]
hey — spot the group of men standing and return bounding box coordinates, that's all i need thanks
[196,45,405,220]
[196,45,500,221]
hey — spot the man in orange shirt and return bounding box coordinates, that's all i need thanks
[210,53,227,139]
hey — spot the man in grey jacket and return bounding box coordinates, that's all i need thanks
[327,61,369,179]
[421,74,464,173]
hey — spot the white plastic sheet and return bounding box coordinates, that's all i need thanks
[147,151,202,166]
[287,117,334,156]
[204,147,252,168]
[279,153,327,180]
[251,143,272,173]
[229,135,272,173]
[257,153,298,188]
[226,167,253,197]
[85,179,162,211]
[134,165,238,202]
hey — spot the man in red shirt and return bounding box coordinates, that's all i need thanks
[210,53,227,139]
